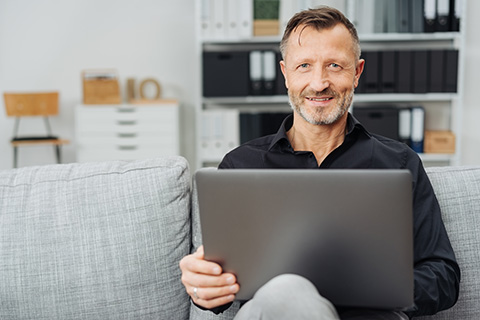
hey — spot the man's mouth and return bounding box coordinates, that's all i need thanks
[306,97,333,102]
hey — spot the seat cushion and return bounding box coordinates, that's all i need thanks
[0,156,191,319]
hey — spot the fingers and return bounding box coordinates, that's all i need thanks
[180,246,240,309]
[184,270,237,289]
[180,246,222,276]
[188,283,239,309]
[193,245,204,259]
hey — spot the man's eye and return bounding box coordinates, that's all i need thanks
[329,63,340,68]
[300,63,309,68]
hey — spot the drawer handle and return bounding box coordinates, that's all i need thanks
[117,145,138,150]
[117,120,137,125]
[117,108,136,113]
[117,133,137,138]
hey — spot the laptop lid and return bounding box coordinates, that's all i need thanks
[195,168,413,310]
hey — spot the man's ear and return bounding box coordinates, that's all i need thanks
[354,59,365,88]
[280,60,289,89]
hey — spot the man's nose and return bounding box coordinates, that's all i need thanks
[309,67,330,92]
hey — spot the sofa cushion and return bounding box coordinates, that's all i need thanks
[420,166,480,320]
[0,157,191,319]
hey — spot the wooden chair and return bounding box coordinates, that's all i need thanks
[3,92,69,168]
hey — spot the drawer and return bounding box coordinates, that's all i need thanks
[77,135,178,146]
[76,111,177,125]
[76,105,178,124]
[76,145,179,162]
[76,122,178,135]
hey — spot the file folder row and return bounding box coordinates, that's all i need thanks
[353,106,427,153]
[199,0,311,41]
[201,106,443,159]
[357,50,458,94]
[347,0,462,34]
[203,50,287,97]
[200,0,253,40]
[240,112,291,144]
[199,110,290,161]
[200,109,239,161]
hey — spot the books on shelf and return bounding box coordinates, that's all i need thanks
[203,48,286,97]
[352,105,448,155]
[199,0,312,41]
[200,109,239,161]
[356,49,458,95]
[410,106,425,153]
[200,0,254,40]
[240,112,291,144]
[199,110,292,163]
[346,0,463,34]
[280,0,310,32]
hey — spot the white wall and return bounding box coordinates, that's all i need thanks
[0,0,197,169]
[1,0,479,170]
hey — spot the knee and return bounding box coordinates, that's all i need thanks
[255,274,318,299]
[245,274,339,319]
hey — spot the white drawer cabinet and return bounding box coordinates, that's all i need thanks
[75,102,179,162]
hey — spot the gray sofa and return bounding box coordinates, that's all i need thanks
[0,156,478,319]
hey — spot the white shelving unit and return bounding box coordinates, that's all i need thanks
[194,1,466,168]
[353,28,465,166]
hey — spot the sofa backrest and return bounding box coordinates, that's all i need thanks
[419,166,480,320]
[0,157,192,319]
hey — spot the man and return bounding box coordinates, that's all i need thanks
[180,6,460,319]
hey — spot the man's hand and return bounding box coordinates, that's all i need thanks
[179,245,240,309]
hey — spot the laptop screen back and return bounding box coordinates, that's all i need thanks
[195,168,413,310]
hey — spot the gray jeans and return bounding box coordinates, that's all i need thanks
[233,274,409,320]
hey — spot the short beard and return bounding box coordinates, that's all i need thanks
[288,86,355,125]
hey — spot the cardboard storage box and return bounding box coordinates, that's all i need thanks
[424,131,456,154]
[83,70,121,104]
[253,20,279,36]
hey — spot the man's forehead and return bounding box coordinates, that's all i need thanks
[290,23,350,45]
[284,24,357,60]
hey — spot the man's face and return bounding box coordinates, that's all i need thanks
[280,24,364,125]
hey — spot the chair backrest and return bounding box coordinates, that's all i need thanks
[4,92,59,117]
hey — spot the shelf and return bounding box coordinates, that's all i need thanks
[203,93,457,106]
[202,36,281,45]
[203,95,288,105]
[359,32,461,42]
[358,32,462,51]
[353,93,458,103]
[202,32,461,45]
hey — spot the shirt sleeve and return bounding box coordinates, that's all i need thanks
[191,301,233,314]
[405,151,461,317]
[218,154,233,169]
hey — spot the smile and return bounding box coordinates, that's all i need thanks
[306,97,333,102]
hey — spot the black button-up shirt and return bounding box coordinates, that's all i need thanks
[218,113,460,317]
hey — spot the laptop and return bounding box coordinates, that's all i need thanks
[195,168,414,310]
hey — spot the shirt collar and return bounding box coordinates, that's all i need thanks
[268,112,371,151]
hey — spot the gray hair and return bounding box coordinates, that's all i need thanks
[279,6,361,60]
